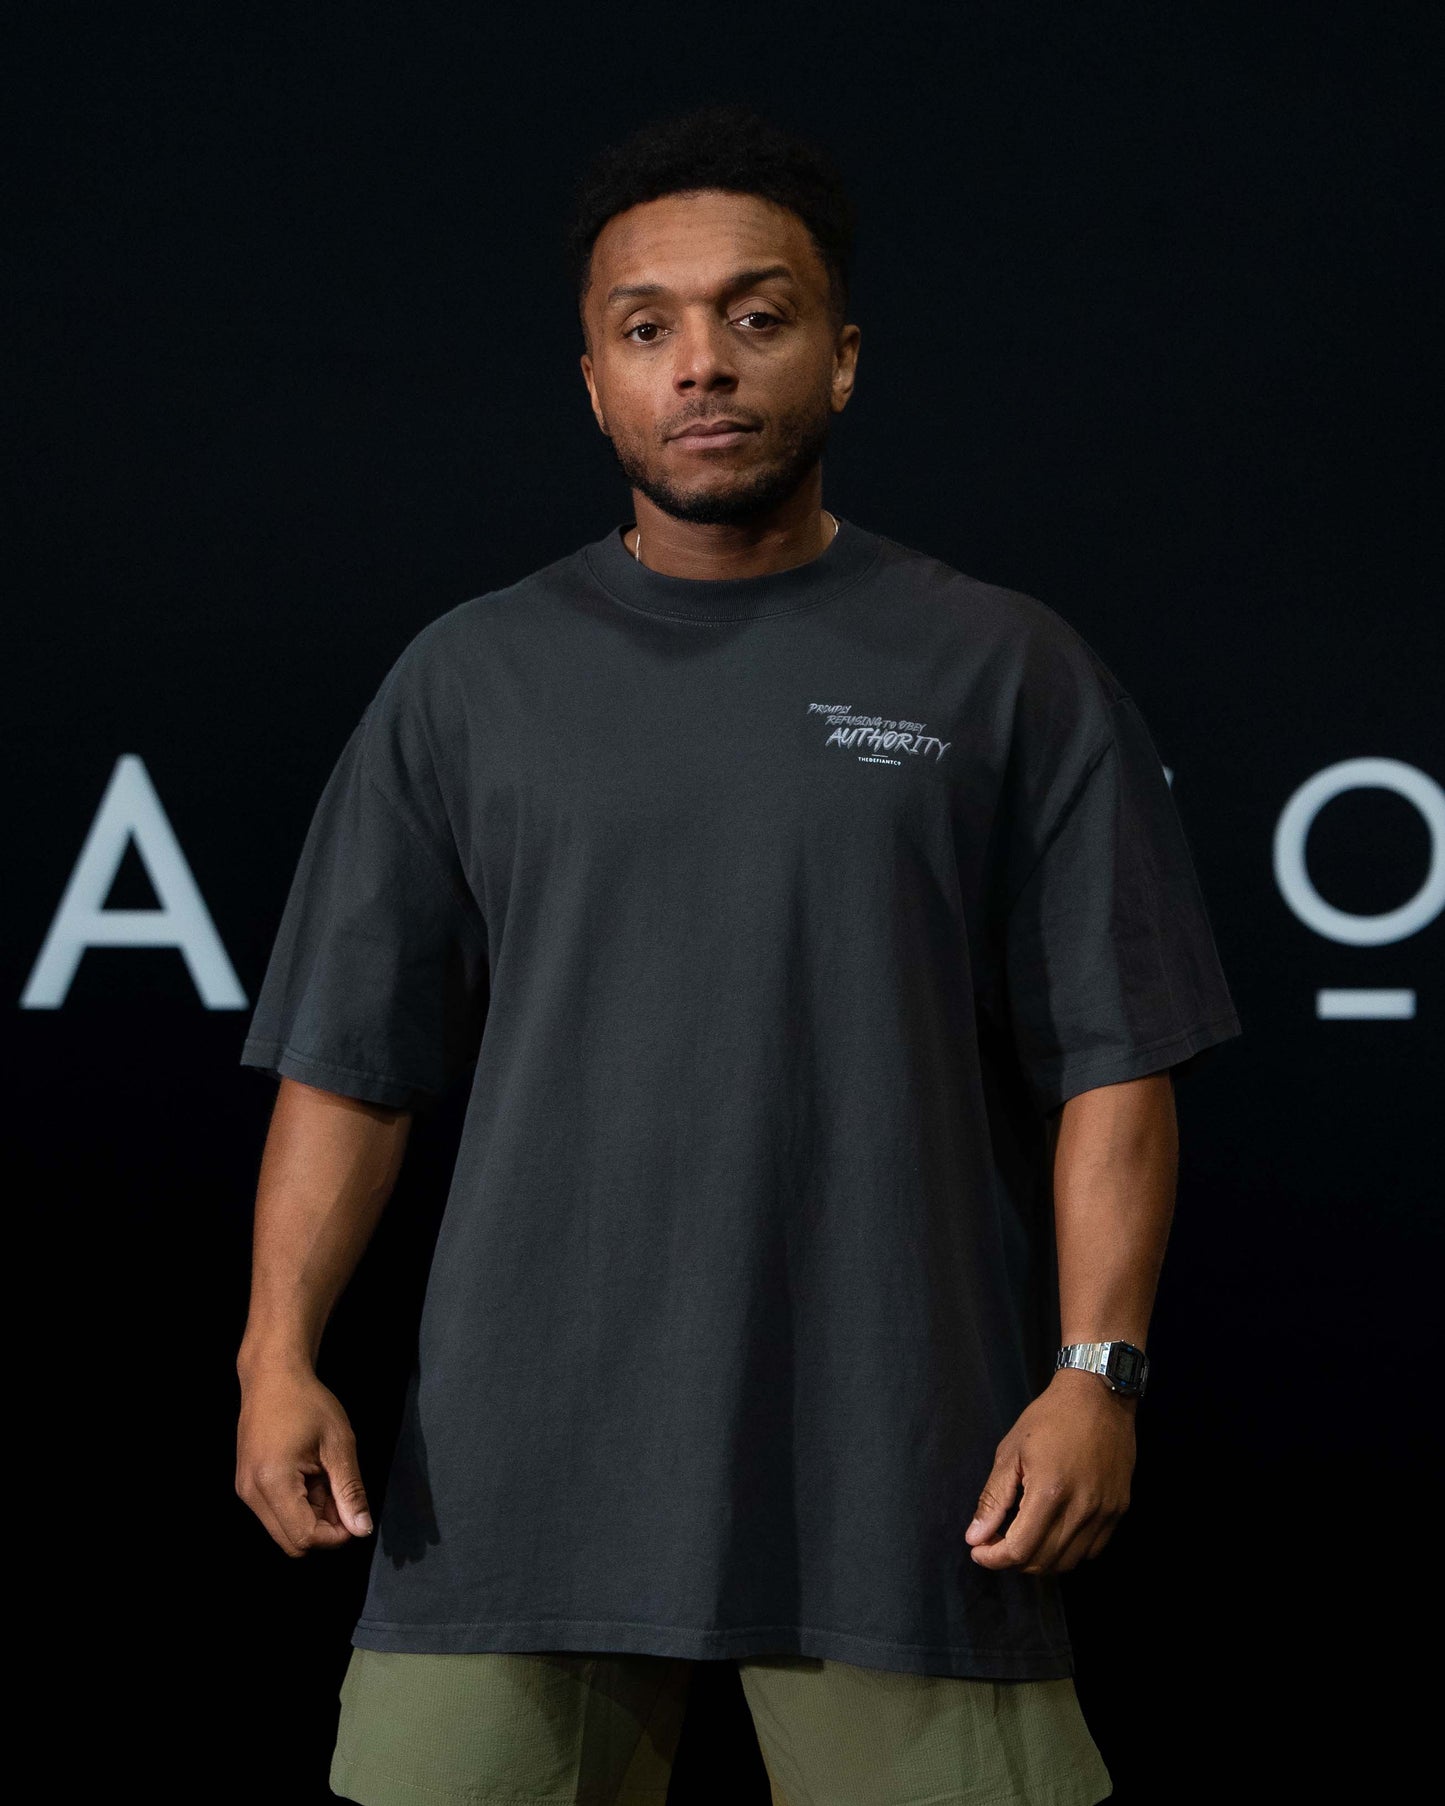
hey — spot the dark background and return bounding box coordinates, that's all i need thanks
[7,3,1438,1800]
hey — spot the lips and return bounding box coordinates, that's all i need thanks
[669,420,758,441]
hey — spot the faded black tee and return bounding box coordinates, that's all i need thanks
[240,517,1242,1679]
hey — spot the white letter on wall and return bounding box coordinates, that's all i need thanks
[1274,756,1445,947]
[21,754,247,1009]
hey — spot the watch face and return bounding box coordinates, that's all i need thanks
[1108,1345,1142,1386]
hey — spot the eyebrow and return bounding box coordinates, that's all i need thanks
[603,263,800,310]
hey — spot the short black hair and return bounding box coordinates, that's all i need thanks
[564,103,856,345]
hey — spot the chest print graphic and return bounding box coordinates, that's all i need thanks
[806,702,952,767]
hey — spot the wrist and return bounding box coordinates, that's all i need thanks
[236,1331,319,1384]
[1055,1337,1149,1401]
[1050,1365,1138,1411]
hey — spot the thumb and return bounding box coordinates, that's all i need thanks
[321,1429,373,1535]
[966,1450,1021,1545]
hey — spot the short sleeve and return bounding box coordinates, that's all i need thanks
[239,701,490,1113]
[1003,692,1242,1115]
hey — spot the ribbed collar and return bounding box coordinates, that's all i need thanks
[582,515,883,622]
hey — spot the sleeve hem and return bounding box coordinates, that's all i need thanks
[1032,1009,1243,1114]
[238,1037,435,1109]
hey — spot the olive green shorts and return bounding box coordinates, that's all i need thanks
[329,1645,1113,1806]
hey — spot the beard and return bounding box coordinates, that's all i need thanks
[606,385,836,526]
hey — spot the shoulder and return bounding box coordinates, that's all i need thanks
[363,545,587,721]
[872,532,1124,685]
[390,555,572,670]
[869,530,1131,719]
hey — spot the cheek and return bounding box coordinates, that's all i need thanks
[771,351,838,412]
[765,377,835,448]
[608,375,671,445]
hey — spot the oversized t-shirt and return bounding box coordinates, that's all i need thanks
[239,516,1242,1680]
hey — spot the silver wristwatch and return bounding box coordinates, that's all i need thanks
[1055,1340,1149,1398]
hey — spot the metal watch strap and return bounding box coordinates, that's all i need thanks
[1056,1340,1149,1398]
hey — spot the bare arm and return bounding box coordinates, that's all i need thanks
[967,1071,1178,1573]
[235,1075,413,1556]
[1053,1068,1177,1357]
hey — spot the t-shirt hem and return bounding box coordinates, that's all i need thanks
[1038,1008,1243,1113]
[350,1615,1075,1681]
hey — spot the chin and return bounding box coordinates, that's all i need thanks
[649,469,798,529]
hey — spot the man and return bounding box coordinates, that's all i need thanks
[236,101,1241,1806]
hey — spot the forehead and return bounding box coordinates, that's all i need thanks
[589,188,826,308]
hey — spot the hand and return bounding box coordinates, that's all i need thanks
[235,1365,373,1557]
[964,1368,1135,1574]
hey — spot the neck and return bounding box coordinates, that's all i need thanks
[628,501,836,579]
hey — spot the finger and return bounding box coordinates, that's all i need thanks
[244,1483,316,1559]
[971,1477,1065,1570]
[238,1459,310,1556]
[304,1466,343,1530]
[1025,1505,1103,1574]
[319,1430,374,1536]
[1081,1517,1119,1562]
[966,1452,1022,1546]
[240,1485,299,1558]
[255,1463,351,1555]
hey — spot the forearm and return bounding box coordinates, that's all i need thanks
[969,1072,1171,1567]
[1049,1071,1178,1352]
[237,1075,413,1380]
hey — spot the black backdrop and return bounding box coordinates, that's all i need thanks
[8,5,1439,1801]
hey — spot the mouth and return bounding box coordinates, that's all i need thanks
[668,422,759,451]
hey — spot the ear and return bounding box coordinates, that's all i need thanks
[830,324,861,412]
[579,353,609,435]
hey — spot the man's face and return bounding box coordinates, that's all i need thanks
[579,188,859,526]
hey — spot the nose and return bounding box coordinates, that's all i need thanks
[670,310,740,394]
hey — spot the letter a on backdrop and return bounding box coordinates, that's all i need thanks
[21,753,247,1009]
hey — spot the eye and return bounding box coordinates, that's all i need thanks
[622,310,785,345]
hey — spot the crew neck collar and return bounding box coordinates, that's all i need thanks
[582,514,882,622]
